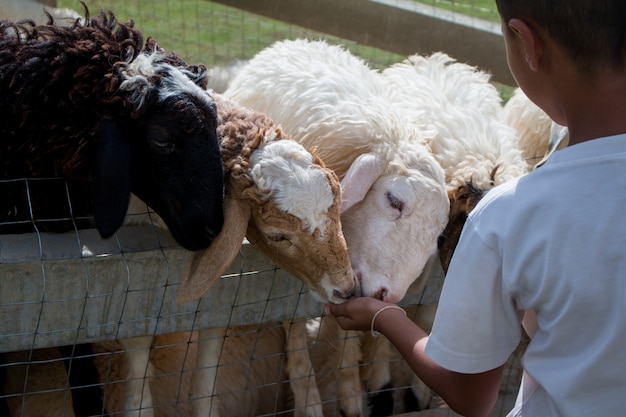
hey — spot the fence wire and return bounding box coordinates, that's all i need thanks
[1,1,523,416]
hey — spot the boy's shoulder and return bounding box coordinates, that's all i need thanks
[471,133,626,220]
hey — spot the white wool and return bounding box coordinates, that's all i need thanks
[382,52,528,191]
[503,87,567,170]
[225,39,428,180]
[249,140,334,233]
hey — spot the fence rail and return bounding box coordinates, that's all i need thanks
[210,0,514,85]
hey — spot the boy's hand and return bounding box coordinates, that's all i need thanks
[325,297,396,332]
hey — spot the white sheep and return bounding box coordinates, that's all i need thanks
[223,38,450,417]
[381,51,528,272]
[224,38,449,305]
[503,87,569,170]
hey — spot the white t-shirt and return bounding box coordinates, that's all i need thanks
[425,134,626,417]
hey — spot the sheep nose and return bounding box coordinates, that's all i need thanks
[373,287,388,301]
[333,276,360,300]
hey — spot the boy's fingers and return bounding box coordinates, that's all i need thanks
[323,303,332,315]
[324,302,344,317]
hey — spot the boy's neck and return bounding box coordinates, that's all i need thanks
[560,74,626,146]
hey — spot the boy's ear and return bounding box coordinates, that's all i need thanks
[509,18,542,71]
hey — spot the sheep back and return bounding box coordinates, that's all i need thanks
[224,39,424,181]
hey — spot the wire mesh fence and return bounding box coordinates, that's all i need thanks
[1,1,524,416]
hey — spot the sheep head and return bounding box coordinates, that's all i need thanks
[435,152,527,272]
[0,13,224,251]
[98,44,224,251]
[339,144,449,303]
[243,141,357,304]
[177,98,357,304]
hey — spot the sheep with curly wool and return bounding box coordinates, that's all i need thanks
[382,52,528,272]
[0,10,224,250]
[182,92,358,417]
[176,92,357,305]
[503,87,569,171]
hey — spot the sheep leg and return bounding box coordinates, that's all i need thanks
[360,336,395,417]
[58,343,109,417]
[285,320,323,417]
[190,327,226,417]
[335,329,364,417]
[119,336,155,417]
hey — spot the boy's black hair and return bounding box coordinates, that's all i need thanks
[496,0,626,76]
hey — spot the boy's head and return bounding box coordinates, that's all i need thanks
[496,0,626,76]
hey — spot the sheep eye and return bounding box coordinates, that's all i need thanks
[267,233,289,243]
[154,138,174,148]
[386,192,403,212]
[151,137,176,153]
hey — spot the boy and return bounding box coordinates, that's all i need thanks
[325,1,626,416]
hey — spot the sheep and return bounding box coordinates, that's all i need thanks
[222,38,450,417]
[381,51,528,272]
[176,92,357,305]
[0,9,225,417]
[0,9,225,250]
[502,87,569,170]
[0,0,82,26]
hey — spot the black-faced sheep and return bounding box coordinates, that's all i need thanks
[0,9,224,251]
[381,52,528,272]
[0,9,224,417]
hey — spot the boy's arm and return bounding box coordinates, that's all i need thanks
[326,298,505,417]
[378,309,505,417]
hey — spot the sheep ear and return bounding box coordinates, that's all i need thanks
[340,152,387,213]
[176,193,251,304]
[93,119,133,238]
